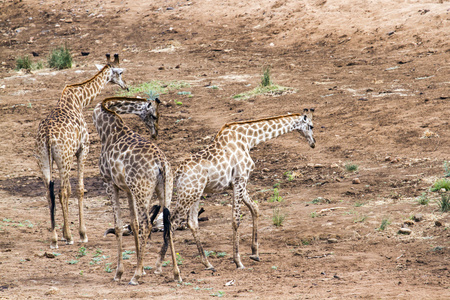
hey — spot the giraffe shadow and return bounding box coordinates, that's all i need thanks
[0,175,107,199]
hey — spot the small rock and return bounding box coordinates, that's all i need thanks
[435,220,443,227]
[158,66,165,70]
[45,287,59,295]
[314,164,324,168]
[44,252,55,258]
[64,18,73,23]
[440,188,446,193]
[327,238,338,244]
[398,228,412,235]
[330,163,339,168]
[262,168,270,172]
[413,214,423,222]
[352,178,361,184]
[403,220,414,226]
[289,63,296,70]
[385,156,392,162]
[335,178,341,182]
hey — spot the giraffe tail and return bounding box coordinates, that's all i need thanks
[49,180,56,230]
[148,204,161,239]
[162,207,171,247]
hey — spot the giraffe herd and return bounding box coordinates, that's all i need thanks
[35,54,316,285]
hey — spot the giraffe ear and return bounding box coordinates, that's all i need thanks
[95,64,104,71]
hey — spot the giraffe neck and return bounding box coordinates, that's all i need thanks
[92,98,149,146]
[58,66,111,112]
[218,114,302,150]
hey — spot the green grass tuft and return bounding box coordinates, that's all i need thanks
[416,192,430,205]
[431,178,450,192]
[48,45,73,69]
[119,80,190,97]
[15,55,33,70]
[378,218,390,231]
[272,207,286,227]
[345,163,358,172]
[437,193,450,212]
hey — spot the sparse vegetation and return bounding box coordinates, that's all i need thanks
[48,45,73,69]
[119,80,190,97]
[284,171,294,181]
[122,250,135,260]
[105,263,113,273]
[176,253,184,266]
[437,193,450,212]
[431,178,450,192]
[345,163,358,172]
[310,212,318,218]
[269,188,283,202]
[261,66,272,87]
[417,192,430,205]
[378,218,390,231]
[15,55,44,71]
[444,161,450,177]
[232,66,295,100]
[272,207,286,226]
[15,55,33,70]
[78,246,87,257]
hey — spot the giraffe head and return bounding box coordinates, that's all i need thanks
[100,97,160,139]
[140,97,160,139]
[96,53,128,90]
[296,108,316,148]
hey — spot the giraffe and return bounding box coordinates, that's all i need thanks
[155,109,316,272]
[92,96,181,285]
[35,54,127,249]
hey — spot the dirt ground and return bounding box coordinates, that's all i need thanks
[1,0,449,299]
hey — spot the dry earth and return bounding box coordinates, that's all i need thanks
[0,0,449,299]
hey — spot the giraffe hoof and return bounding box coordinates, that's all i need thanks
[249,255,260,262]
[128,280,139,286]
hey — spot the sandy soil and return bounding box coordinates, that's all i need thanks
[0,0,449,299]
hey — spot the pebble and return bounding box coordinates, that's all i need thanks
[327,238,338,244]
[45,287,60,295]
[262,168,270,172]
[352,178,361,184]
[398,228,412,235]
[413,214,423,222]
[434,220,443,227]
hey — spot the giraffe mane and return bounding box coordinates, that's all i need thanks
[59,64,112,95]
[215,113,303,139]
[100,97,148,115]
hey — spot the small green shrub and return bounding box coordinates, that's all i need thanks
[48,45,72,69]
[378,218,390,231]
[105,263,113,273]
[272,207,286,227]
[15,55,33,70]
[122,250,135,260]
[284,171,294,182]
[416,192,430,205]
[261,66,272,87]
[437,193,450,212]
[444,161,450,177]
[431,178,450,192]
[345,163,358,172]
[269,188,283,202]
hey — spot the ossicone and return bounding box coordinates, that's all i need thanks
[113,53,120,65]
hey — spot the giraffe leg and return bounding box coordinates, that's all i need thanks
[127,191,146,286]
[109,184,124,282]
[241,188,260,262]
[76,145,88,243]
[232,179,245,269]
[188,201,215,270]
[53,153,74,245]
